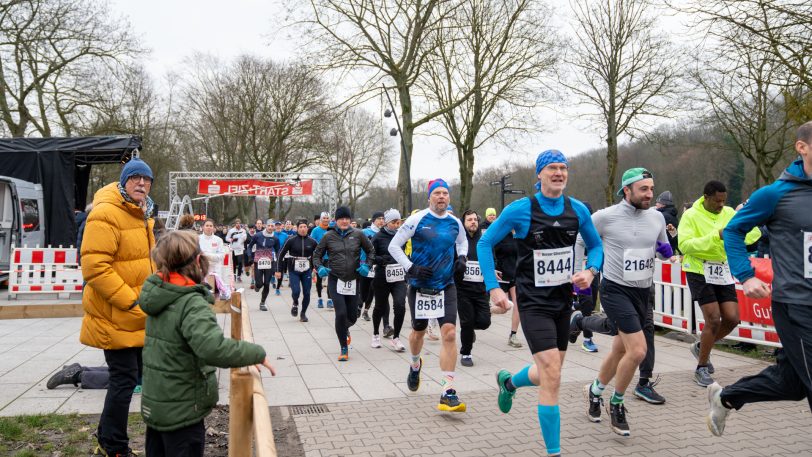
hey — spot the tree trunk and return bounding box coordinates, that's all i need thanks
[604,123,619,207]
[396,83,414,215]
[458,144,475,211]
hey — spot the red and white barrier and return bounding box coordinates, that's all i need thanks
[653,258,782,348]
[8,246,83,299]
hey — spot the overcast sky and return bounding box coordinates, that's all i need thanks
[108,0,689,185]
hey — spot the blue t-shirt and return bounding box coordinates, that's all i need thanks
[388,208,467,289]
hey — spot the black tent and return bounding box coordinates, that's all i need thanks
[0,136,142,248]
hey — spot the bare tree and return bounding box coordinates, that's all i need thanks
[695,42,796,188]
[420,0,559,210]
[298,0,473,213]
[319,108,392,213]
[0,0,141,137]
[565,0,680,205]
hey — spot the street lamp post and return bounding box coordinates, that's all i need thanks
[382,85,413,214]
[489,174,526,210]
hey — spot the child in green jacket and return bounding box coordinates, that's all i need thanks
[139,230,275,456]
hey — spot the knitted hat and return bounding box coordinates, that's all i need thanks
[335,206,352,220]
[427,178,450,197]
[485,207,496,217]
[656,191,673,206]
[120,158,153,187]
[384,208,401,223]
[371,211,385,220]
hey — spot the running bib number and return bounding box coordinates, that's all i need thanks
[804,232,812,279]
[463,261,483,283]
[385,264,406,283]
[256,257,273,270]
[704,261,734,285]
[622,248,655,281]
[294,257,310,273]
[233,249,244,256]
[415,290,445,319]
[533,248,574,287]
[337,279,356,296]
[366,267,375,279]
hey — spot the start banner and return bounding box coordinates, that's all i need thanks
[197,179,313,197]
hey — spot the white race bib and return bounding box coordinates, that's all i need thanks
[256,257,273,270]
[533,247,574,287]
[462,260,483,283]
[385,264,406,283]
[337,279,356,296]
[415,290,445,319]
[233,249,244,256]
[804,232,812,279]
[704,261,734,285]
[622,248,655,281]
[367,267,375,279]
[294,257,310,273]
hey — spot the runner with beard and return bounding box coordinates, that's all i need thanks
[456,210,491,367]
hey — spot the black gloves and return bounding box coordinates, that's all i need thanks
[408,264,434,280]
[454,255,468,276]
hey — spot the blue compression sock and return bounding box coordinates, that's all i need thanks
[510,364,535,389]
[537,404,561,456]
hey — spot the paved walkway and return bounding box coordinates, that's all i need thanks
[1,282,810,456]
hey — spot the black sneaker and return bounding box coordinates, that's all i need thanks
[46,363,82,389]
[362,310,371,321]
[437,389,466,412]
[383,325,394,338]
[460,355,473,367]
[569,311,583,344]
[291,305,298,317]
[407,357,422,392]
[634,377,666,404]
[259,302,268,311]
[607,402,631,436]
[585,383,603,423]
[300,315,308,323]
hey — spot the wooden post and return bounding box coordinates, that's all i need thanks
[228,370,253,457]
[230,291,242,340]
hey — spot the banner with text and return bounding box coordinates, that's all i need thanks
[197,179,313,197]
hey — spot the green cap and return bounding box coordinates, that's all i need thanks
[617,167,653,196]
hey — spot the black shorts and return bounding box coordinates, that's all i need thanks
[686,272,738,306]
[518,299,571,354]
[408,283,458,331]
[599,279,650,334]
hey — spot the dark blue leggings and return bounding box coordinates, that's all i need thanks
[289,269,312,315]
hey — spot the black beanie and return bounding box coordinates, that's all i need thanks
[335,206,352,220]
[371,211,385,220]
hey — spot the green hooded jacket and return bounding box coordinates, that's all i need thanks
[138,274,266,431]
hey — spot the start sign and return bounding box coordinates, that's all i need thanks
[197,179,313,197]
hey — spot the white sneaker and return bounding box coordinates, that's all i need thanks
[427,320,440,341]
[391,337,406,352]
[707,382,731,437]
[371,335,382,348]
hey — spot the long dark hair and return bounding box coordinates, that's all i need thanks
[151,230,208,284]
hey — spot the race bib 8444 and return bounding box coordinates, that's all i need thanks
[533,248,573,287]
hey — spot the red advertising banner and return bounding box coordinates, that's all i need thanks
[197,179,313,197]
[736,257,776,326]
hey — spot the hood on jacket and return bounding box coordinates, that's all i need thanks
[139,275,213,317]
[657,205,678,218]
[779,158,812,183]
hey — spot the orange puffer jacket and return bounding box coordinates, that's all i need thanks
[80,182,155,349]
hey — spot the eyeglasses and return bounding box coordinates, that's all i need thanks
[128,174,153,184]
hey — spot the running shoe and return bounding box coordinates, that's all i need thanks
[371,335,382,348]
[690,341,714,373]
[383,326,394,338]
[507,334,523,348]
[695,366,714,387]
[275,289,281,296]
[460,355,473,367]
[338,346,349,362]
[291,305,298,317]
[634,376,665,404]
[427,321,440,341]
[496,369,515,414]
[46,363,82,389]
[585,384,603,423]
[569,310,583,343]
[327,299,334,309]
[581,338,599,353]
[346,331,351,346]
[607,402,631,436]
[407,357,422,392]
[391,337,406,352]
[362,310,371,321]
[317,298,324,309]
[706,382,730,437]
[437,389,466,412]
[300,315,308,323]
[259,302,268,311]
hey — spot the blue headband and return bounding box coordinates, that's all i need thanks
[428,178,450,197]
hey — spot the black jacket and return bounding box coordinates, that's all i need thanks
[658,205,679,251]
[279,234,318,274]
[494,232,518,282]
[371,228,407,284]
[313,228,375,281]
[455,229,486,294]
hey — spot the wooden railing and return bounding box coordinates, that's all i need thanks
[216,291,277,457]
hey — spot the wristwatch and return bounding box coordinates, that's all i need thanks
[587,266,599,276]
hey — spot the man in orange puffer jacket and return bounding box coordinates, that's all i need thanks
[80,157,156,457]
